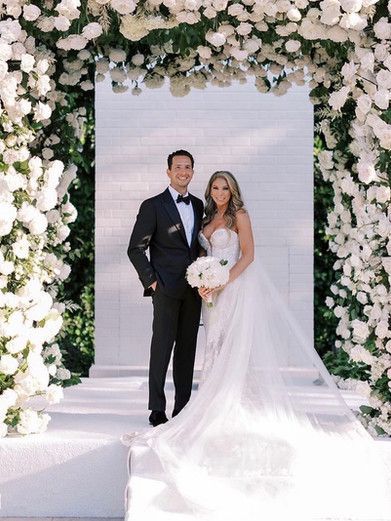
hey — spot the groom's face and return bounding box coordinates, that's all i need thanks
[167,155,194,193]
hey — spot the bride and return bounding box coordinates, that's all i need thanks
[123,172,391,521]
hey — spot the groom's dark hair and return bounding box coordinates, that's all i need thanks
[167,150,194,169]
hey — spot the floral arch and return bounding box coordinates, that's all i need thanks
[0,0,390,437]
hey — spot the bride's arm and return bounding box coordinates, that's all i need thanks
[228,210,254,283]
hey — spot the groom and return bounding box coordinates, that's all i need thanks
[128,150,204,427]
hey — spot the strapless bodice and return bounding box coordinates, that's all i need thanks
[198,228,240,268]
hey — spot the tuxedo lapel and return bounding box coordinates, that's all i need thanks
[161,188,188,246]
[190,194,201,246]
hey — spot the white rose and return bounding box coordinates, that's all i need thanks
[12,236,30,259]
[206,31,226,47]
[357,159,378,184]
[340,0,362,12]
[230,47,249,61]
[28,212,48,235]
[131,53,144,66]
[375,321,390,339]
[236,23,252,36]
[376,186,390,204]
[23,4,41,21]
[285,39,301,52]
[356,94,371,114]
[25,291,53,322]
[33,102,52,122]
[6,336,27,354]
[54,15,71,31]
[20,53,35,73]
[197,46,212,60]
[111,0,137,14]
[56,367,71,380]
[287,7,301,21]
[376,69,391,90]
[46,384,64,404]
[213,0,228,10]
[82,22,103,40]
[16,409,40,435]
[57,35,88,51]
[328,86,350,111]
[374,17,391,40]
[351,319,370,343]
[0,354,18,375]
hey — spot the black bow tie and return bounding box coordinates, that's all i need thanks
[176,194,191,205]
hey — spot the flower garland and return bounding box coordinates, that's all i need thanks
[0,0,390,436]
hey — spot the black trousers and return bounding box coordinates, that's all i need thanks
[148,285,201,413]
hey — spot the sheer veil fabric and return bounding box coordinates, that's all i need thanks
[123,228,391,521]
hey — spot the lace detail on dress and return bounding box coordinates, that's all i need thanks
[198,228,241,384]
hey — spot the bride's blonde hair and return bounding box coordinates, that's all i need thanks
[203,171,246,229]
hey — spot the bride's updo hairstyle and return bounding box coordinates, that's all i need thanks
[203,171,246,230]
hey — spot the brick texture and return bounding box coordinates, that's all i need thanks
[93,79,314,374]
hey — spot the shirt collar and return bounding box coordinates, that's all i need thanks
[168,185,189,202]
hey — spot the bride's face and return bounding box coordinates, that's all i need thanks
[210,177,231,208]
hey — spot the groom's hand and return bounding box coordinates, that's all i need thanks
[149,281,157,292]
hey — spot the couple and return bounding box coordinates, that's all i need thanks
[128,149,251,427]
[125,150,391,520]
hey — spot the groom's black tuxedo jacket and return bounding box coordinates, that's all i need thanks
[128,188,204,298]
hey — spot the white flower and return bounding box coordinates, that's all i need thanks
[54,15,71,31]
[375,321,390,340]
[285,40,301,52]
[109,48,127,62]
[236,23,252,36]
[23,4,41,21]
[36,188,58,212]
[34,102,52,122]
[6,336,27,354]
[57,35,88,51]
[25,291,53,322]
[0,19,22,44]
[328,86,350,111]
[287,7,301,21]
[28,211,48,235]
[12,236,30,259]
[374,17,391,40]
[56,367,71,380]
[357,159,378,184]
[131,53,144,66]
[45,384,64,404]
[16,409,42,435]
[351,319,370,343]
[111,0,137,14]
[0,354,18,375]
[82,22,103,40]
[20,54,35,73]
[205,31,226,47]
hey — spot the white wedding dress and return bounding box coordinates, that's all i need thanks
[123,227,391,521]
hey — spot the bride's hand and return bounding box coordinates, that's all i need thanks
[198,287,210,301]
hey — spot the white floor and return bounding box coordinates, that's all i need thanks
[0,376,390,519]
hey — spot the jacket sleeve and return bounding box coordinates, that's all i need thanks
[127,199,157,290]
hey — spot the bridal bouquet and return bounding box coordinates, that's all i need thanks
[186,256,229,306]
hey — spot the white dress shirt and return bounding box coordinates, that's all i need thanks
[168,185,194,246]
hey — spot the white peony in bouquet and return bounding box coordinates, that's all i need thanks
[186,256,229,306]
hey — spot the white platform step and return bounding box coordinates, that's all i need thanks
[0,376,390,518]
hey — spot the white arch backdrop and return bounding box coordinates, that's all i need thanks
[0,0,390,438]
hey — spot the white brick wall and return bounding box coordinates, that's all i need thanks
[92,79,314,376]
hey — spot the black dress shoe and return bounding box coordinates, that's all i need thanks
[149,410,168,427]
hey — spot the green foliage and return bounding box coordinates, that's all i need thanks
[313,134,338,358]
[48,76,96,379]
[323,349,370,381]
